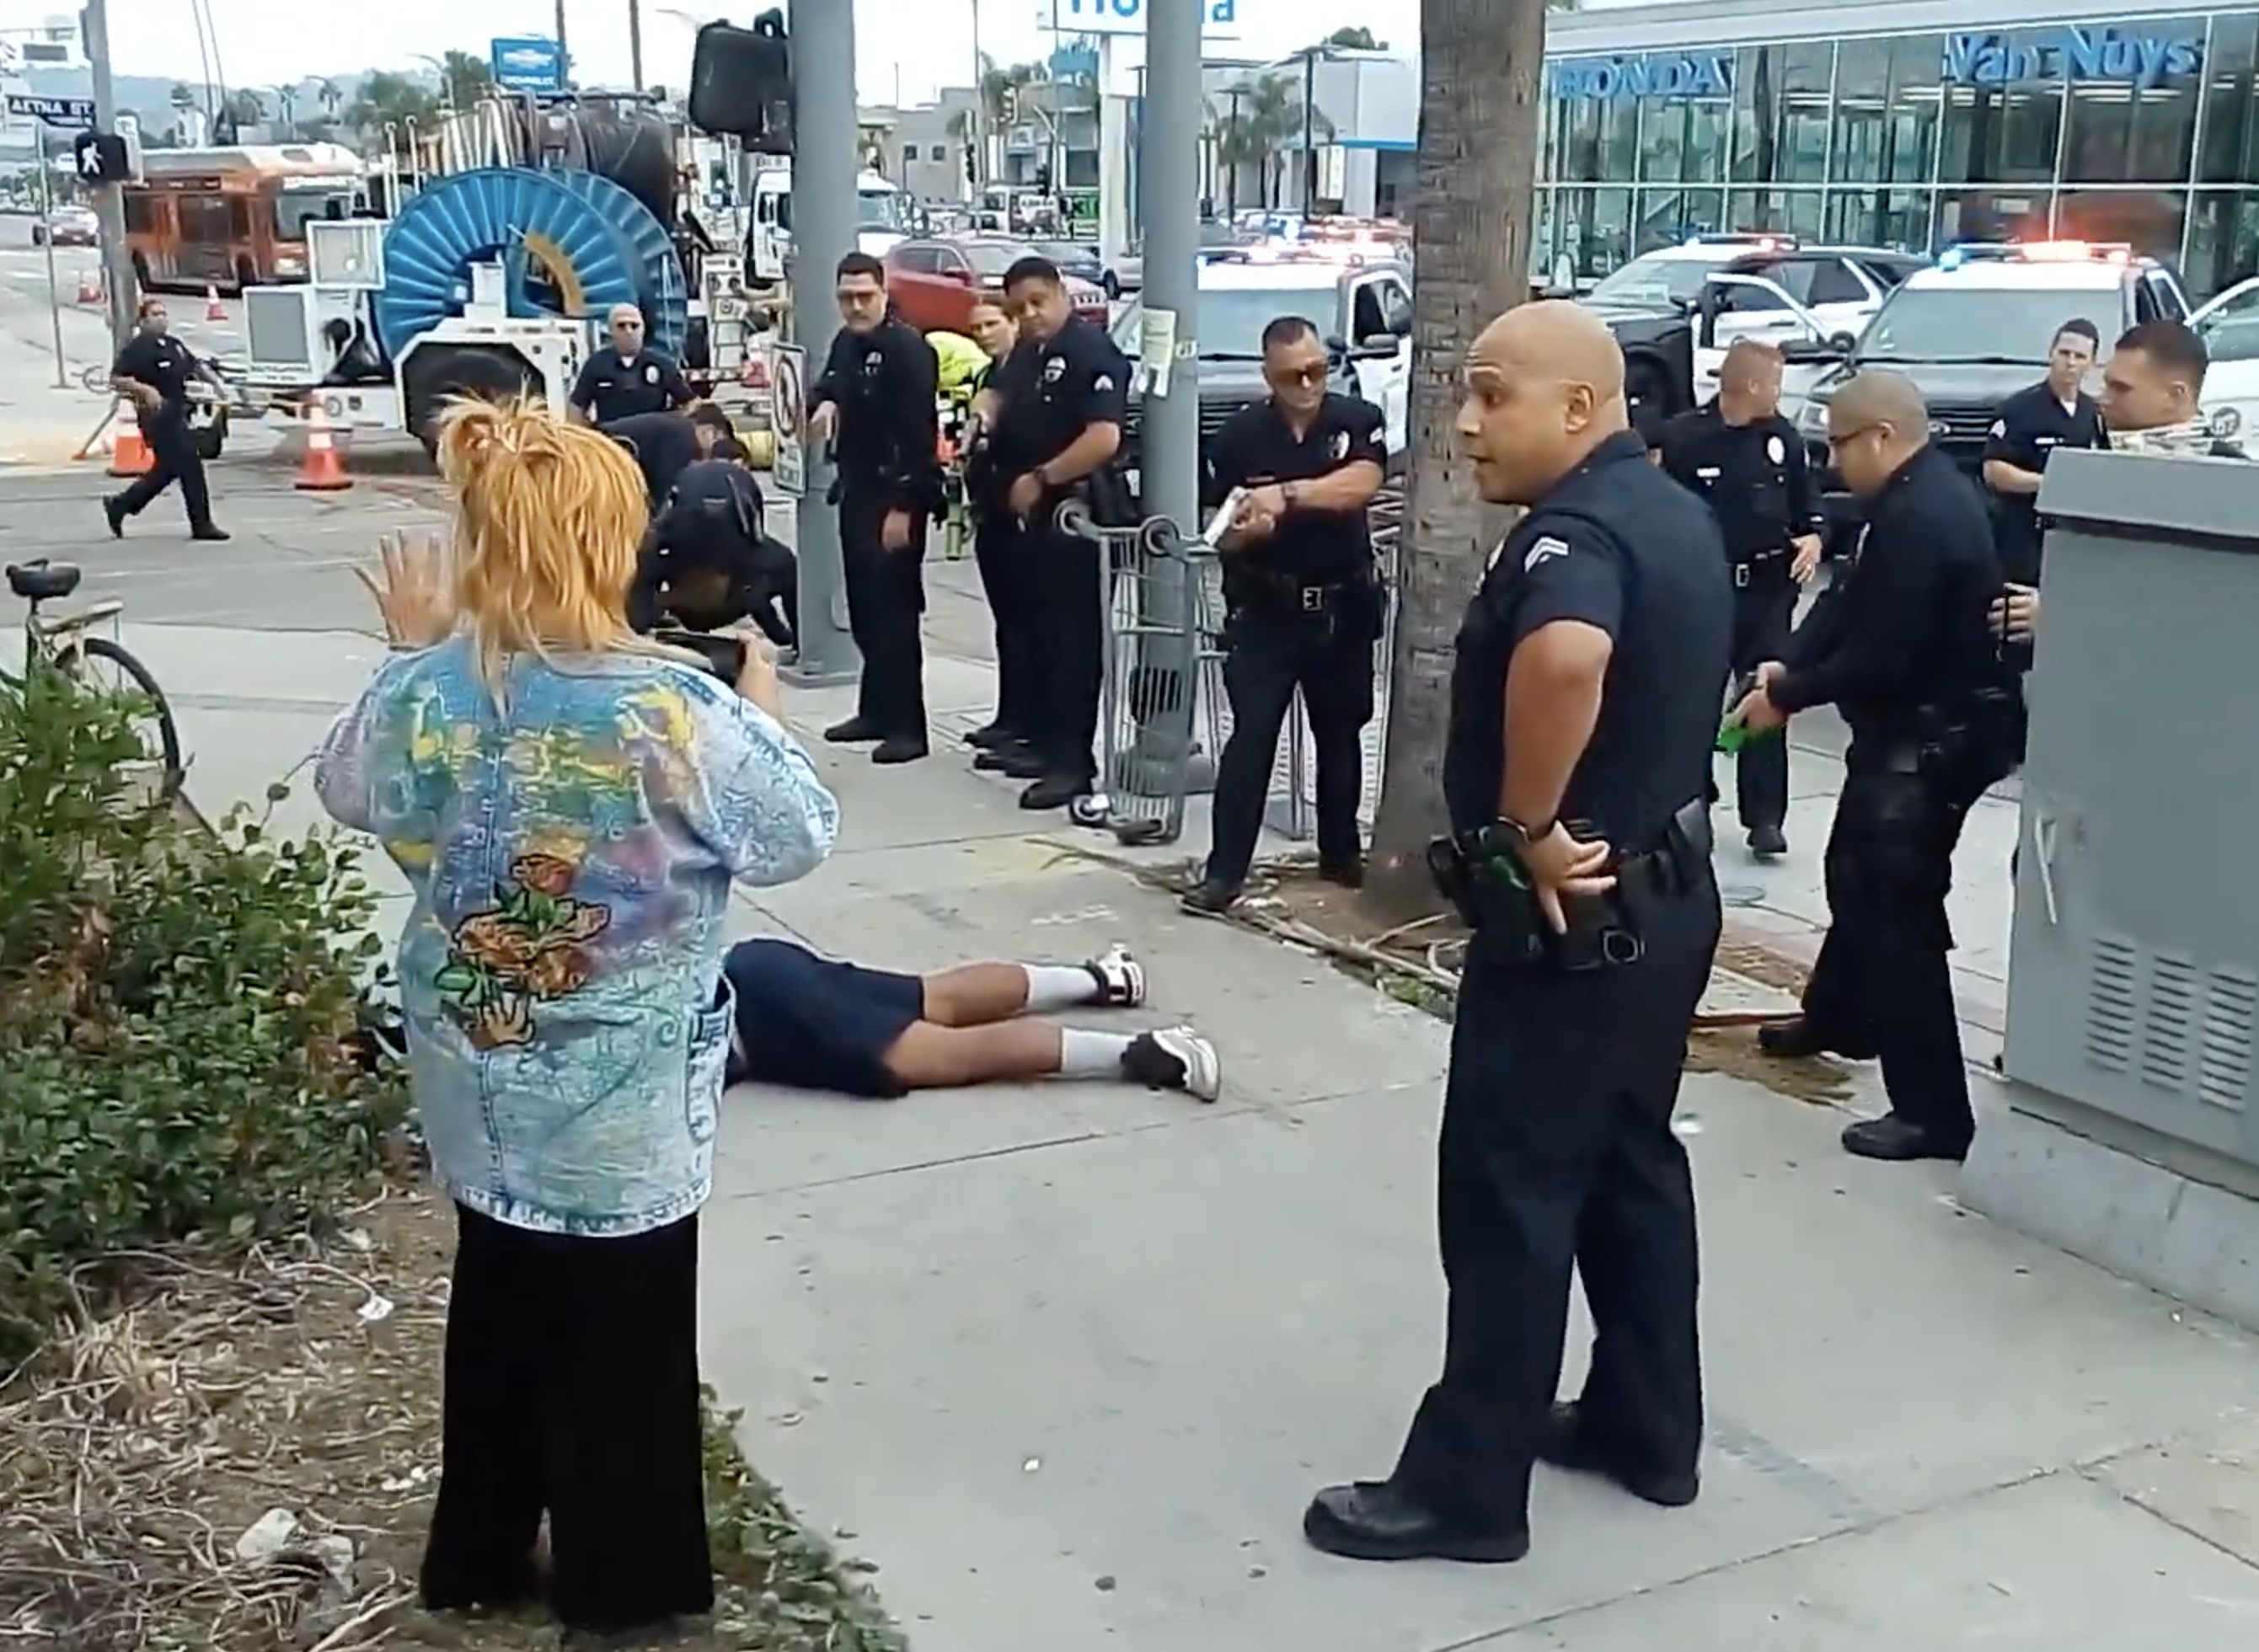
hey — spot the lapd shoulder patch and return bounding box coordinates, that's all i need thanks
[1093,373,1115,392]
[1766,434,1785,464]
[1989,418,2006,437]
[1523,535,1571,572]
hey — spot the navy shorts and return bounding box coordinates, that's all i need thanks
[720,938,925,1098]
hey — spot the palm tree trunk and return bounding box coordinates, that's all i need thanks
[1360,0,1548,922]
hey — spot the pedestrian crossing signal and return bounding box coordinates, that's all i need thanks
[72,131,129,184]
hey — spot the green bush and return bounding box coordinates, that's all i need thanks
[0,662,410,1371]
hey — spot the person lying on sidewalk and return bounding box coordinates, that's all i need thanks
[720,938,1223,1102]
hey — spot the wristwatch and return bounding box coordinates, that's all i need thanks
[1495,815,1555,851]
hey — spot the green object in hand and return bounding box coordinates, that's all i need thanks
[1716,717,1781,754]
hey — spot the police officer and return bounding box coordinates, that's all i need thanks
[1990,318,2247,650]
[1303,302,1729,1565]
[978,255,1130,810]
[1182,315,1387,914]
[629,432,799,651]
[1737,371,2018,1163]
[607,402,735,516]
[1651,339,1823,859]
[957,297,1043,772]
[806,251,943,765]
[104,297,228,542]
[1981,317,2106,588]
[569,304,694,425]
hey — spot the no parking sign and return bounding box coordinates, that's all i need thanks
[771,344,806,497]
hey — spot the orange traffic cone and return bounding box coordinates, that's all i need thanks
[106,400,152,478]
[204,283,227,321]
[77,270,104,305]
[294,399,351,491]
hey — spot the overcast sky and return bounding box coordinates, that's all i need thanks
[0,0,1502,103]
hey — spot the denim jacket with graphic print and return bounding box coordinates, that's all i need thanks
[315,639,839,1238]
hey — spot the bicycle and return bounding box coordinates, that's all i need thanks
[4,558,185,799]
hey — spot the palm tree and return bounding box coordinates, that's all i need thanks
[439,49,495,110]
[1361,0,1548,920]
[1207,72,1325,211]
[344,71,439,147]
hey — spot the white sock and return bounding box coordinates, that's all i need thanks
[1057,1029,1133,1077]
[1023,964,1100,1013]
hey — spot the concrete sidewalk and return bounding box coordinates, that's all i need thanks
[98,585,2259,1652]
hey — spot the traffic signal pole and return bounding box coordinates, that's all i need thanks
[79,0,137,350]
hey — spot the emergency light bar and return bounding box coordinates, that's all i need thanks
[1936,239,2133,270]
[1685,232,1796,253]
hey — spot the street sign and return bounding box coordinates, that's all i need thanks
[1047,0,1240,38]
[4,93,96,128]
[771,344,807,497]
[490,35,565,94]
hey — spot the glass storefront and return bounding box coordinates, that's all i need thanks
[1539,10,2259,297]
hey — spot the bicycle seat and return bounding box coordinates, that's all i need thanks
[6,560,81,601]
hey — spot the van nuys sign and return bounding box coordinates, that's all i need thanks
[1940,26,2203,88]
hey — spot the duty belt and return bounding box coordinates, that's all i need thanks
[1233,567,1354,613]
[1732,546,1788,589]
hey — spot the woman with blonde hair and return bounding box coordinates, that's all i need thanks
[314,397,838,1639]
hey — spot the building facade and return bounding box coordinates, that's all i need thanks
[859,87,982,204]
[1541,0,2259,297]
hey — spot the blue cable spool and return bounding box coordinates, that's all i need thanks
[373,167,689,362]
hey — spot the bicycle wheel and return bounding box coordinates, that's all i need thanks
[55,635,186,800]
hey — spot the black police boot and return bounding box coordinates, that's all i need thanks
[102,495,126,538]
[1019,773,1086,811]
[1757,1018,1840,1060]
[190,523,230,542]
[1841,1115,1971,1163]
[1301,1480,1529,1564]
[1747,822,1788,858]
[973,739,1034,773]
[1319,854,1365,890]
[966,720,1018,751]
[871,735,929,765]
[824,715,883,744]
[1535,1402,1700,1509]
[1180,879,1239,917]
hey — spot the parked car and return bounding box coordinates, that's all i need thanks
[1105,221,1250,299]
[883,235,1110,334]
[1034,239,1106,291]
[31,206,99,248]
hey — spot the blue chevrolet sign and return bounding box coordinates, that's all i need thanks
[490,35,565,94]
[1941,25,2203,88]
[1548,53,1734,101]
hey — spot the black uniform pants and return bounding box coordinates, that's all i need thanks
[972,514,1037,735]
[1024,520,1105,785]
[1206,610,1373,888]
[1728,571,1796,831]
[1391,879,1720,1532]
[1801,760,1978,1147]
[838,489,928,739]
[115,407,214,531]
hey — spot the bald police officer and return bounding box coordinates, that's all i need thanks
[1304,302,1730,1565]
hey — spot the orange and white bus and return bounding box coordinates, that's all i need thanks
[122,143,367,295]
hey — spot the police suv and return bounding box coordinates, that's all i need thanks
[1791,242,2258,540]
[1109,252,1413,507]
[1571,233,1926,436]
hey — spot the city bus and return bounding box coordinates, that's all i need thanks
[121,144,367,295]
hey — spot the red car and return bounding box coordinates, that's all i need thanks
[884,235,1110,335]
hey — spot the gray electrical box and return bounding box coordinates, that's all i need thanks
[1966,446,2259,1327]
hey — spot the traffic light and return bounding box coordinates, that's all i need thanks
[1035,163,1052,194]
[72,131,130,184]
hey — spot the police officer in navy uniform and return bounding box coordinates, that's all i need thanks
[977,255,1130,811]
[960,297,1041,773]
[1303,302,1729,1565]
[104,297,228,542]
[1981,317,2106,588]
[1740,371,2017,1163]
[1184,315,1387,914]
[568,303,694,425]
[629,432,799,651]
[807,252,944,764]
[1651,339,1823,858]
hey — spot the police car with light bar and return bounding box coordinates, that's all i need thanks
[1570,233,1925,437]
[1792,240,2255,545]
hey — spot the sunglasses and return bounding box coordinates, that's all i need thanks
[1826,423,1885,450]
[1268,362,1328,388]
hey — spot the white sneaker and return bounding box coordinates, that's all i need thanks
[1126,1026,1222,1103]
[1086,944,1146,1008]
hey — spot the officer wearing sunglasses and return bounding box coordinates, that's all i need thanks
[1182,315,1388,917]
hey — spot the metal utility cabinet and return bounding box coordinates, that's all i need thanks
[1962,447,2259,1329]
